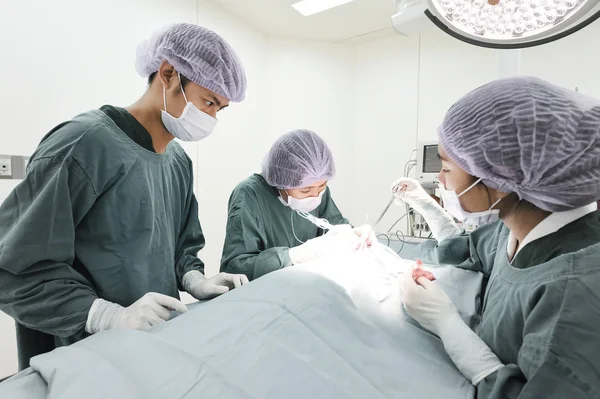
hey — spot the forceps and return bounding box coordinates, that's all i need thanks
[372,195,396,230]
[371,182,401,231]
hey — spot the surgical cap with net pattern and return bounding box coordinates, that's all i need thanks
[135,23,246,102]
[438,76,600,212]
[262,130,336,189]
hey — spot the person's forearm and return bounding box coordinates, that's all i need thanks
[438,314,503,385]
[0,267,97,338]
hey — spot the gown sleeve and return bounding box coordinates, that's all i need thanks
[0,155,98,338]
[220,193,293,281]
[174,167,206,288]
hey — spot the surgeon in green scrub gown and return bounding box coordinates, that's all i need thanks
[0,23,249,371]
[221,129,375,281]
[395,77,600,398]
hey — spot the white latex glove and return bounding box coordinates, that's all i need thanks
[399,269,503,385]
[353,224,377,248]
[183,270,249,300]
[398,265,459,335]
[390,177,461,242]
[289,227,360,264]
[85,293,188,333]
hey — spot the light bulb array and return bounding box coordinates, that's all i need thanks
[430,0,584,38]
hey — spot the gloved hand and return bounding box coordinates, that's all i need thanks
[183,270,249,300]
[399,267,503,385]
[353,224,377,248]
[391,177,432,205]
[390,178,461,242]
[399,264,458,335]
[289,227,360,264]
[85,293,188,333]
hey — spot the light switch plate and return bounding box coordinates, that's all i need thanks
[0,158,11,176]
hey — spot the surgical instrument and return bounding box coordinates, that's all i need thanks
[373,182,403,229]
[373,195,396,230]
[356,184,401,250]
[295,210,335,230]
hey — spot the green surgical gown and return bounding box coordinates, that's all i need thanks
[0,109,205,369]
[411,212,600,398]
[220,174,349,280]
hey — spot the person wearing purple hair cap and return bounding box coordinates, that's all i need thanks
[0,23,248,371]
[398,76,600,398]
[133,23,246,143]
[221,129,375,281]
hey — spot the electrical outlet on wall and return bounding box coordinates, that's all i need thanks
[0,155,28,179]
[0,158,11,176]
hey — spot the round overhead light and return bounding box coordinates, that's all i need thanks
[392,0,600,48]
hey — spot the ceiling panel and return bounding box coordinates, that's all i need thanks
[209,0,398,42]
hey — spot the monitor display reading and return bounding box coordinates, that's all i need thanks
[423,144,442,174]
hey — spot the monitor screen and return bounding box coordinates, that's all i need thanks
[422,144,442,173]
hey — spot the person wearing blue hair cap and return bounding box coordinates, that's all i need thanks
[220,129,375,280]
[0,23,248,371]
[398,76,600,398]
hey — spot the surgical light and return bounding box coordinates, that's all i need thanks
[392,0,600,48]
[292,0,356,16]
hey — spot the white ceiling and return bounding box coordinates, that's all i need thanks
[209,0,399,43]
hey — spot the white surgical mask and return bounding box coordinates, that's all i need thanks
[161,73,217,141]
[279,190,325,213]
[438,178,502,229]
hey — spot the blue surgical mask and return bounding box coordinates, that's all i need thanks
[161,73,217,142]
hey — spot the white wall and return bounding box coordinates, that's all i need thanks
[0,0,200,156]
[351,34,419,230]
[416,28,500,142]
[520,22,600,97]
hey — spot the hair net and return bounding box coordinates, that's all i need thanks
[438,76,600,212]
[135,23,246,102]
[262,130,336,189]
